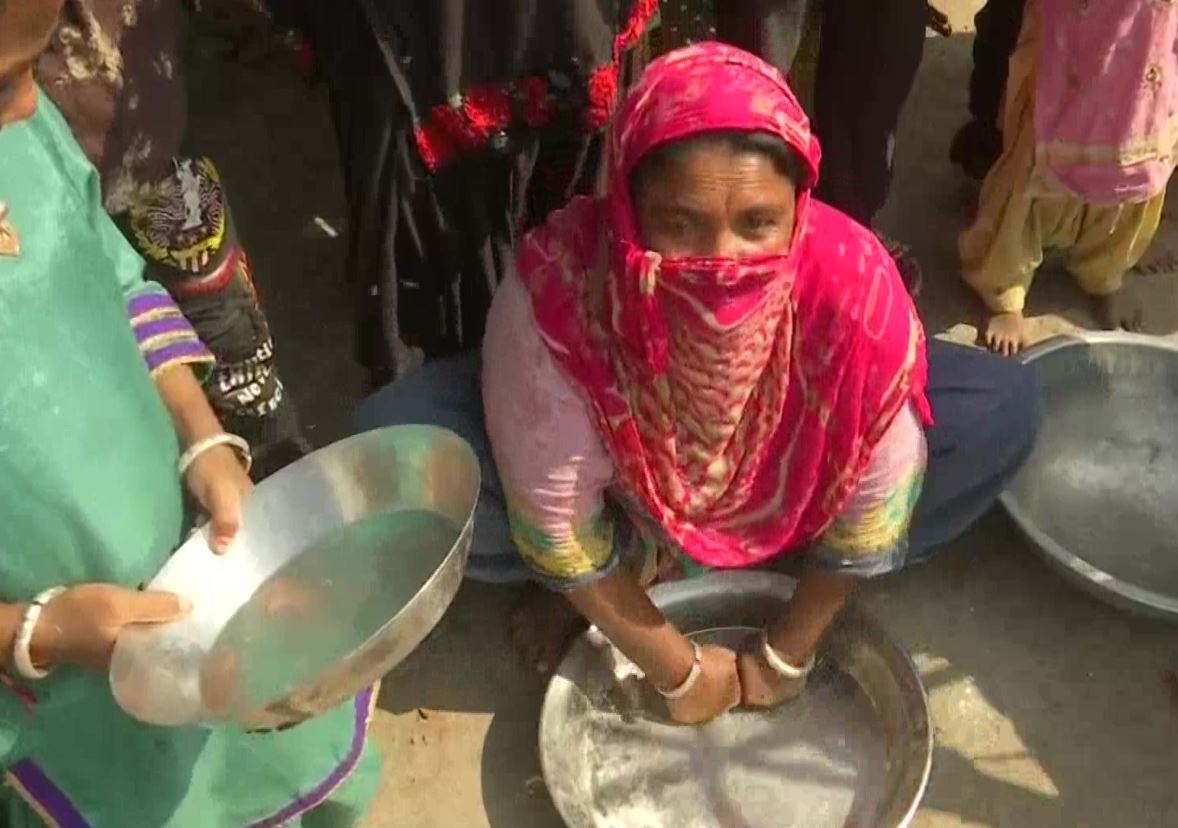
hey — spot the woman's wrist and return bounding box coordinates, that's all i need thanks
[1,593,66,675]
[0,602,23,671]
[645,632,699,691]
[654,640,703,698]
[28,604,62,670]
[566,572,699,691]
[178,434,252,477]
[154,365,226,449]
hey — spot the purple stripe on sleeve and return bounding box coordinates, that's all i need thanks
[8,759,91,828]
[133,315,194,345]
[126,289,176,319]
[145,339,213,375]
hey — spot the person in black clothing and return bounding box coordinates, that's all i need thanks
[37,0,307,479]
[717,0,927,228]
[716,0,928,294]
[949,0,1027,181]
[272,0,657,389]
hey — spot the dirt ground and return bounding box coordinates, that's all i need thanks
[185,3,1178,826]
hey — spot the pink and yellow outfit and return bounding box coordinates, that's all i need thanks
[960,0,1178,312]
[482,44,931,587]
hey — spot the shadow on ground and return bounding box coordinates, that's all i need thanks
[861,513,1177,828]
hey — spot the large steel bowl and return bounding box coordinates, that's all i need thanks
[110,425,480,729]
[1001,332,1178,621]
[540,571,933,828]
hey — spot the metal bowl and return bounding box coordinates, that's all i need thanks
[540,571,932,828]
[109,425,480,729]
[1001,332,1178,621]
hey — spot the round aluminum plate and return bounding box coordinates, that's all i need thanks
[539,572,932,828]
[110,425,479,728]
[1001,332,1178,621]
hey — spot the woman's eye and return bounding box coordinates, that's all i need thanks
[744,214,777,233]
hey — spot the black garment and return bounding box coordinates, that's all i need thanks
[714,0,812,77]
[281,0,642,387]
[717,0,926,226]
[812,0,927,225]
[950,0,1027,180]
[125,158,308,479]
[969,0,1026,136]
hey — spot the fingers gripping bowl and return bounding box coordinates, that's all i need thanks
[109,425,480,729]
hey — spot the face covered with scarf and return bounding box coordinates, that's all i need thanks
[518,43,928,569]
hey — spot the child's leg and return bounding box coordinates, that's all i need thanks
[1066,194,1165,332]
[958,0,1045,355]
[958,137,1044,355]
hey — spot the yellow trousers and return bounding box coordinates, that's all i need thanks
[958,0,1165,314]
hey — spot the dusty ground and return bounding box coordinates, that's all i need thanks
[185,3,1178,826]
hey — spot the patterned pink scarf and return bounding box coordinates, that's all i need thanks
[517,43,930,568]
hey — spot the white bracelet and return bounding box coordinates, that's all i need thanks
[760,629,816,680]
[656,641,704,700]
[178,433,252,477]
[13,587,66,681]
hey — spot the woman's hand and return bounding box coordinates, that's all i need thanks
[31,584,191,672]
[153,367,253,553]
[737,647,806,709]
[185,445,253,553]
[664,644,741,725]
[564,572,739,725]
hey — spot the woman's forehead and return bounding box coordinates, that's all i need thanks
[640,148,793,203]
[632,130,802,203]
[653,140,771,175]
[612,46,816,186]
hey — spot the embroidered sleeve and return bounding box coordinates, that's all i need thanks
[483,272,621,590]
[505,500,621,585]
[126,282,214,380]
[810,404,926,577]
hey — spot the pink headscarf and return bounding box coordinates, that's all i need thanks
[517,43,929,568]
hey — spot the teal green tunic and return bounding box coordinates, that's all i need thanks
[0,92,379,827]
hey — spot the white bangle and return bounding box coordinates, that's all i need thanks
[656,641,704,700]
[13,587,66,680]
[178,433,252,477]
[760,629,815,680]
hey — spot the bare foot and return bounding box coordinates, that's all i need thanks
[736,648,806,709]
[984,311,1029,356]
[509,585,586,676]
[1095,289,1145,332]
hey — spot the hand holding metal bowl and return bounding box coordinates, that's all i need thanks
[109,425,480,730]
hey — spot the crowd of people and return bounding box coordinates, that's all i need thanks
[0,0,1172,825]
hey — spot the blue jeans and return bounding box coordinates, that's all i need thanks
[353,340,1041,583]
